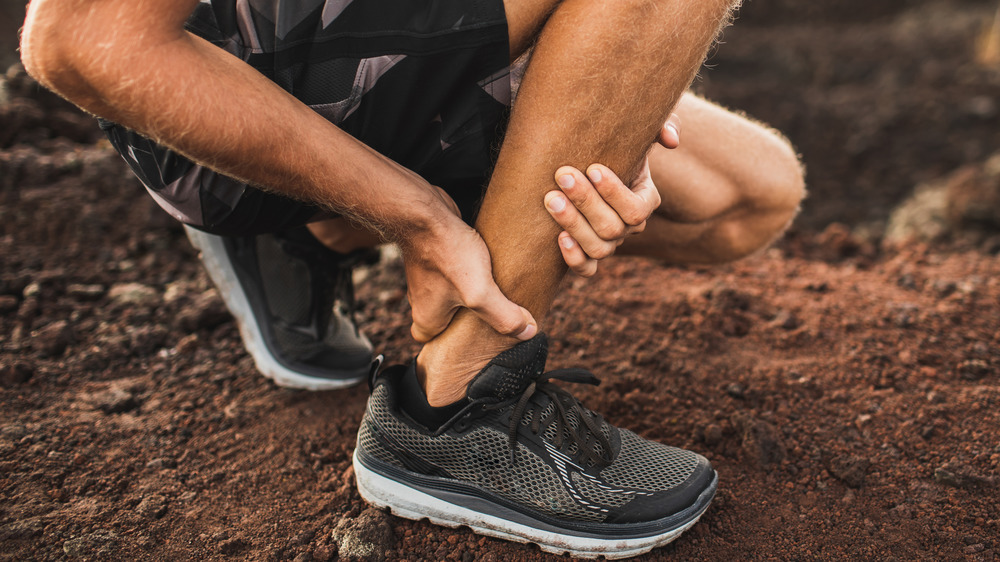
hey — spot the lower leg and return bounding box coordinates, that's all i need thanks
[417,0,739,405]
[620,92,806,263]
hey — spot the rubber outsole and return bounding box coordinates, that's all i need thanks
[185,226,366,391]
[353,449,716,559]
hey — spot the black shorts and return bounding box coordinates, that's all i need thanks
[102,0,514,235]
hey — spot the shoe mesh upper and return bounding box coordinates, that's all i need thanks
[359,377,702,523]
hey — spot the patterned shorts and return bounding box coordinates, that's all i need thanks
[102,0,514,235]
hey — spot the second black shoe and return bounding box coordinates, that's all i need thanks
[185,225,374,390]
[353,334,717,559]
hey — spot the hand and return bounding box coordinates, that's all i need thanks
[400,195,537,343]
[544,115,679,276]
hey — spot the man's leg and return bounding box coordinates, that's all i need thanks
[418,0,741,405]
[621,92,806,263]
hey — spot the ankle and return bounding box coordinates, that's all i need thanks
[416,336,512,407]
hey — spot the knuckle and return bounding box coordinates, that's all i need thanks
[599,222,627,240]
[590,244,615,260]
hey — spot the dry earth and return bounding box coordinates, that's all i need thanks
[2,0,1000,560]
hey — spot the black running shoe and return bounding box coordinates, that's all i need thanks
[353,335,717,559]
[184,225,374,390]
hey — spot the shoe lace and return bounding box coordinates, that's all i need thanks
[483,368,614,468]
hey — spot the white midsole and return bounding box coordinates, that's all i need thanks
[185,226,363,390]
[352,450,707,560]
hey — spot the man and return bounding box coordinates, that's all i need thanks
[21,0,804,557]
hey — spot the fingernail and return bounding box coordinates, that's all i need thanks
[587,168,602,183]
[516,324,537,341]
[547,196,566,213]
[666,124,679,140]
[557,174,575,189]
[560,235,575,249]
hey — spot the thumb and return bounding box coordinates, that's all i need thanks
[468,283,538,341]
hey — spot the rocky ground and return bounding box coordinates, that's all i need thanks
[2,0,1000,560]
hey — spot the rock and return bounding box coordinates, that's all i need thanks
[703,424,724,445]
[946,153,1000,231]
[145,457,177,470]
[136,494,169,519]
[933,463,995,489]
[0,360,33,386]
[62,531,120,558]
[828,455,870,488]
[726,383,746,398]
[731,413,785,467]
[0,517,45,541]
[85,387,139,414]
[108,283,160,308]
[31,320,74,357]
[175,290,230,331]
[332,507,397,561]
[0,423,28,441]
[956,359,992,381]
[128,325,168,355]
[218,537,250,555]
[66,283,105,300]
[772,310,800,330]
[885,181,950,243]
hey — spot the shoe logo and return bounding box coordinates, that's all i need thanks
[543,442,651,514]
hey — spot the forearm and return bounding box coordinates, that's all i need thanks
[21,0,449,240]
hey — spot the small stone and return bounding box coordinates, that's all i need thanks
[0,361,33,386]
[22,282,41,298]
[293,554,312,562]
[772,310,800,330]
[332,507,397,561]
[965,543,986,554]
[219,538,250,555]
[31,320,74,357]
[86,387,139,414]
[0,424,28,441]
[145,458,177,470]
[0,517,45,541]
[731,413,785,467]
[176,290,230,331]
[828,455,870,488]
[934,463,994,489]
[0,295,17,313]
[108,282,160,308]
[62,531,119,558]
[956,359,992,380]
[725,383,746,398]
[66,283,105,300]
[136,494,168,519]
[931,280,957,297]
[175,333,199,354]
[703,424,723,445]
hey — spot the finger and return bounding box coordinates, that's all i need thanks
[658,113,681,149]
[586,164,655,228]
[545,190,619,260]
[559,232,598,277]
[463,283,538,341]
[553,167,629,240]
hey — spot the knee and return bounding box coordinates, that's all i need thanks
[713,141,805,262]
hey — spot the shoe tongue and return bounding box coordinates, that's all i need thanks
[466,334,548,401]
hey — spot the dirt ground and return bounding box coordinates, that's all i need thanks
[2,0,1000,560]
